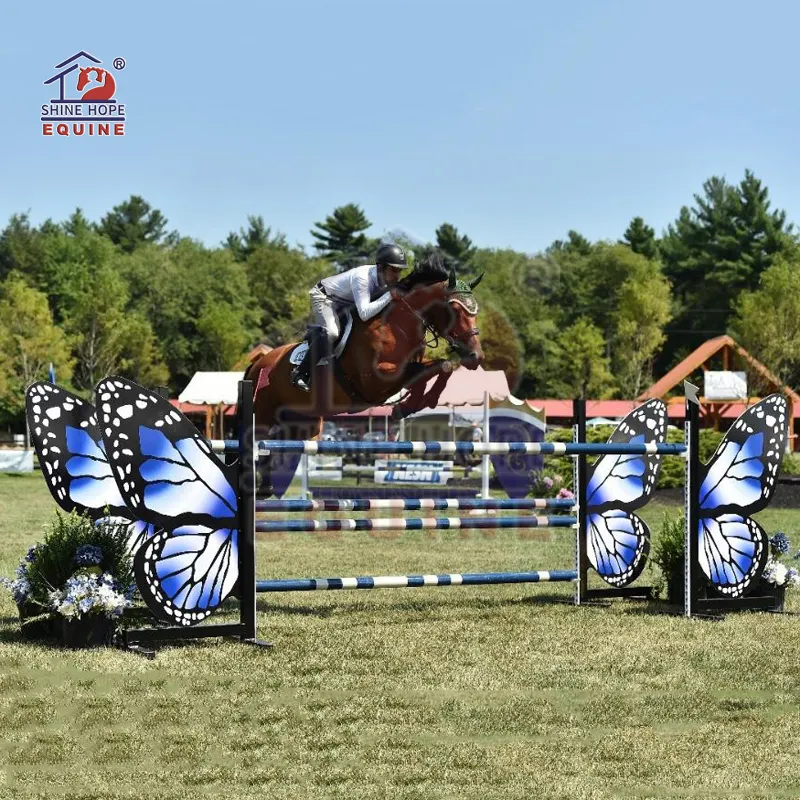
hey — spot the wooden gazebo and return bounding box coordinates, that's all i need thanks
[637,335,800,449]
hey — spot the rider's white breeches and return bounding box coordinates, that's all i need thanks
[310,287,341,346]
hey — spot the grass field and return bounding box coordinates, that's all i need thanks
[2,472,800,799]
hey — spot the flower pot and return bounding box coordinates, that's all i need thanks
[666,562,685,604]
[17,599,41,622]
[19,613,59,640]
[755,581,786,612]
[60,615,116,649]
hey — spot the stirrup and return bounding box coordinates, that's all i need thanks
[291,365,310,392]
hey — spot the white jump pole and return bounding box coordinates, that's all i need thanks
[481,390,490,500]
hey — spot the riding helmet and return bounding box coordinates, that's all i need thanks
[376,243,408,269]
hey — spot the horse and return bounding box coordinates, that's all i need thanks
[244,260,484,444]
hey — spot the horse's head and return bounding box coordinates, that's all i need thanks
[76,66,98,93]
[426,268,485,369]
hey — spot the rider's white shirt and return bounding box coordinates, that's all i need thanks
[319,264,392,321]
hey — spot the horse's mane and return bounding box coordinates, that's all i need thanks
[397,250,450,291]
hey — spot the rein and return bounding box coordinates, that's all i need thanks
[395,293,479,355]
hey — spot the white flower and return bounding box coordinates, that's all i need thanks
[772,563,788,586]
[48,572,132,619]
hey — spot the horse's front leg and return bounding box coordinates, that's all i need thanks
[389,359,457,421]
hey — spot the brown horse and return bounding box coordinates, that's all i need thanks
[244,263,484,441]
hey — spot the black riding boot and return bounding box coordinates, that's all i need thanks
[292,326,325,392]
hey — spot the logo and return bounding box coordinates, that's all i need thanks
[42,51,126,137]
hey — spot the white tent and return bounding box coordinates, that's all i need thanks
[178,372,242,405]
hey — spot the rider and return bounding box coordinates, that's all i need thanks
[291,243,410,391]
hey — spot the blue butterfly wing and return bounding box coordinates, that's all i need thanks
[26,382,157,555]
[698,514,768,597]
[26,382,129,518]
[96,377,240,625]
[99,516,160,556]
[586,399,666,512]
[587,510,650,587]
[585,399,666,587]
[698,394,788,596]
[134,526,239,625]
[699,394,787,515]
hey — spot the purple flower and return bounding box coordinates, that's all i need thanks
[25,544,41,563]
[73,545,103,567]
[770,532,791,555]
[544,477,554,489]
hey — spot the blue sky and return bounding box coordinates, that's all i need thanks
[3,0,799,255]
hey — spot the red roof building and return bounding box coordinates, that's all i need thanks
[528,336,799,449]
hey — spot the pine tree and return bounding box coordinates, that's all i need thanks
[621,217,658,259]
[224,215,287,261]
[64,208,92,237]
[98,195,169,253]
[435,223,475,273]
[658,171,794,366]
[310,204,372,270]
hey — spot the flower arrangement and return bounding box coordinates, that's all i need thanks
[0,544,42,610]
[48,572,133,620]
[762,532,800,589]
[529,471,573,498]
[1,511,137,633]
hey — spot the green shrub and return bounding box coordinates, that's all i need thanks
[781,452,800,476]
[649,512,685,577]
[21,511,135,615]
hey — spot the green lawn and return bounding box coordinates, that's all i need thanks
[2,472,800,799]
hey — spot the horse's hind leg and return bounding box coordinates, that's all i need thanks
[253,422,283,498]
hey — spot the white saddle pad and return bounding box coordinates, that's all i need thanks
[289,309,354,366]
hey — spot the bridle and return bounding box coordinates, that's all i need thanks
[395,293,480,357]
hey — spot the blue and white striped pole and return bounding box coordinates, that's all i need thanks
[255,497,576,513]
[256,570,578,592]
[216,439,686,456]
[255,515,577,533]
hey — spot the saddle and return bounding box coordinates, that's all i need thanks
[288,307,355,369]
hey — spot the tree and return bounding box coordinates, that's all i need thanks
[621,217,658,259]
[659,171,794,365]
[548,230,593,256]
[245,245,328,344]
[195,302,255,372]
[551,242,665,354]
[613,265,672,397]
[435,223,475,273]
[469,248,562,395]
[37,225,120,326]
[730,254,800,392]
[0,213,48,285]
[115,313,170,388]
[98,195,169,253]
[132,239,260,386]
[63,208,92,237]
[0,274,73,424]
[477,306,524,392]
[310,204,372,270]
[225,215,287,262]
[551,318,616,399]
